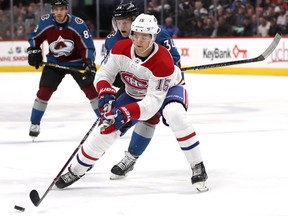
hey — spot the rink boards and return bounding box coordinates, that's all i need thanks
[0,37,287,76]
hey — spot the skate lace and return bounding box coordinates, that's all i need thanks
[192,164,203,176]
[61,172,78,183]
[117,155,135,171]
[30,125,40,132]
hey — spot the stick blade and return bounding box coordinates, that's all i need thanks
[29,189,40,207]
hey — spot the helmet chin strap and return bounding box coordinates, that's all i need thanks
[140,35,156,54]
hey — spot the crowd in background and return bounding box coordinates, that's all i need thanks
[0,0,287,40]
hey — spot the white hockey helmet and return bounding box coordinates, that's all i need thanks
[130,13,159,37]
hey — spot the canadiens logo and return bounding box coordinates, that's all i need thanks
[50,36,74,57]
[121,72,148,89]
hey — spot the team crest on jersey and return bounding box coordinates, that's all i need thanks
[50,36,74,57]
[41,14,50,21]
[75,17,84,24]
[121,72,148,90]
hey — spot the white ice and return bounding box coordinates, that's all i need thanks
[1,72,288,216]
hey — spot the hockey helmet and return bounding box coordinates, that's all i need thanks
[130,13,159,36]
[51,0,68,6]
[113,2,139,20]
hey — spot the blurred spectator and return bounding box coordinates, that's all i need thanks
[0,0,10,10]
[258,15,271,36]
[0,27,12,40]
[208,0,223,19]
[163,16,179,37]
[231,0,246,11]
[268,17,282,35]
[233,4,246,35]
[276,6,288,30]
[284,14,288,34]
[263,5,277,18]
[1,0,288,38]
[202,16,216,37]
[147,0,161,20]
[14,24,26,39]
[194,1,208,19]
[0,9,10,33]
[215,15,233,36]
[191,18,206,36]
[86,19,97,38]
[242,16,254,36]
[250,13,258,35]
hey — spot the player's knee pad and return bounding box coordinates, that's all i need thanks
[162,102,193,132]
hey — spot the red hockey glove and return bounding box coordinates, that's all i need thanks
[95,87,116,117]
[100,107,131,134]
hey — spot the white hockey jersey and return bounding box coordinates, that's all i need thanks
[95,39,184,121]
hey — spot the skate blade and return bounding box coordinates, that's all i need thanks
[194,182,209,192]
[110,173,127,180]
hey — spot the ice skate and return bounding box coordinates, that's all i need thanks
[29,124,40,141]
[110,151,137,180]
[55,166,83,189]
[191,162,208,192]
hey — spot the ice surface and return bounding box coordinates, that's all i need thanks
[1,72,288,216]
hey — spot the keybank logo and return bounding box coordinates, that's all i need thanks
[203,45,248,61]
[203,48,231,60]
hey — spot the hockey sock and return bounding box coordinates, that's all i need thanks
[30,97,47,124]
[163,102,203,166]
[128,122,155,157]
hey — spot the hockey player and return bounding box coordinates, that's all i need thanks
[104,2,182,180]
[55,13,208,192]
[27,0,97,140]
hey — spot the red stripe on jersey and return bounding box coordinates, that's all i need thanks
[81,146,98,161]
[177,131,196,142]
[124,102,141,120]
[96,80,112,92]
[111,39,132,58]
[142,45,175,78]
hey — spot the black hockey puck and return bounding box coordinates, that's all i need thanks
[14,205,25,212]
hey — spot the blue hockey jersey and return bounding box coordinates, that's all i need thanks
[28,13,95,67]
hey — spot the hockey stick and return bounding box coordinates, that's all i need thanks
[181,33,281,71]
[29,118,100,207]
[42,62,85,73]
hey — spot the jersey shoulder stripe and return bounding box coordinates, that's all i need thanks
[142,45,174,78]
[111,39,132,58]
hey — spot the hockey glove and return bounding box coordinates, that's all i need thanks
[95,87,116,117]
[100,107,131,134]
[83,59,96,77]
[27,47,43,69]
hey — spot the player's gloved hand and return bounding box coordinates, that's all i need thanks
[27,47,43,69]
[100,107,131,134]
[83,59,96,77]
[95,87,116,117]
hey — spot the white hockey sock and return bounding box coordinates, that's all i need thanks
[71,128,120,175]
[163,102,203,166]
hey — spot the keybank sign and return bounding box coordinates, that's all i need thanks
[203,48,232,60]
